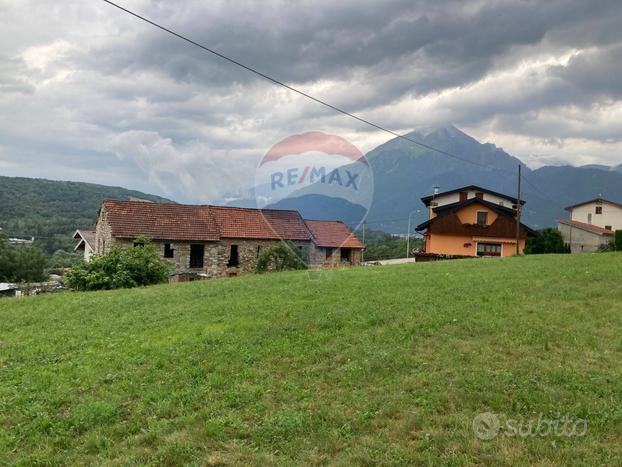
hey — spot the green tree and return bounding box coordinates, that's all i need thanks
[256,243,307,273]
[65,237,170,291]
[0,233,48,282]
[0,233,15,281]
[525,228,570,254]
[13,246,48,282]
[615,230,622,251]
[358,229,424,261]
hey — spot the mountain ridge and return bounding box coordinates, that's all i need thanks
[0,176,173,254]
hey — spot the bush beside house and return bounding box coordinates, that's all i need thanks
[525,228,570,254]
[65,237,170,291]
[256,243,307,273]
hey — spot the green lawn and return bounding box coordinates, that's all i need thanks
[1,254,621,465]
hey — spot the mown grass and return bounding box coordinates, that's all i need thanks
[1,253,621,465]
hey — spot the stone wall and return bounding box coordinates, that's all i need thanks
[94,207,114,254]
[153,238,314,279]
[308,245,363,268]
[93,206,363,279]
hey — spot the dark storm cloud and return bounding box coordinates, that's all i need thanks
[88,0,622,93]
[1,0,622,199]
[552,43,622,99]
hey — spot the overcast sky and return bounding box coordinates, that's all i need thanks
[1,0,621,202]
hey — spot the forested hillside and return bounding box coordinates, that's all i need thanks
[0,176,172,254]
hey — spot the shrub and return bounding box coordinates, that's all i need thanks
[65,237,170,291]
[256,243,307,273]
[615,230,622,251]
[525,228,570,254]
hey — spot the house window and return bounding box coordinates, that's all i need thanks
[164,243,174,258]
[459,191,468,202]
[340,248,351,262]
[596,206,603,214]
[189,244,204,268]
[605,225,612,231]
[477,243,502,257]
[325,247,334,259]
[227,244,239,267]
[475,192,484,199]
[476,211,488,226]
[499,201,505,207]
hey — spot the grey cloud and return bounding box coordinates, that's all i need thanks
[1,0,622,202]
[552,43,622,99]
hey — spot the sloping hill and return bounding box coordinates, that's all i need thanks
[0,176,172,253]
[1,254,621,464]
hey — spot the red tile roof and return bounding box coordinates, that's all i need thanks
[102,200,365,248]
[103,201,220,241]
[557,219,615,236]
[209,206,311,240]
[304,220,364,248]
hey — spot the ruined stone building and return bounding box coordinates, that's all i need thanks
[92,200,364,279]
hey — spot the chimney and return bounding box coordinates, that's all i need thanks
[429,186,440,220]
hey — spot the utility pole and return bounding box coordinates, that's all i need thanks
[406,216,412,258]
[515,164,522,256]
[406,209,419,258]
[361,221,366,262]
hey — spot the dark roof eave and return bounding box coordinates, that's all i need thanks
[421,185,525,206]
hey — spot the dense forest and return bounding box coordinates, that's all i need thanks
[0,176,171,255]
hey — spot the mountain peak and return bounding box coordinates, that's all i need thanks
[408,124,465,139]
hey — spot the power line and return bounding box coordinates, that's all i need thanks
[102,0,499,171]
[102,1,576,212]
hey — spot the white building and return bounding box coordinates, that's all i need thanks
[558,198,622,253]
[73,229,96,261]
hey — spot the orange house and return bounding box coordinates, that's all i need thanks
[415,185,535,257]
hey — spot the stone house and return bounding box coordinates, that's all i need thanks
[93,200,364,279]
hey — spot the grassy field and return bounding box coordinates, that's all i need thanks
[1,253,621,465]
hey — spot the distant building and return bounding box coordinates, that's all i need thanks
[416,185,535,257]
[558,197,622,253]
[73,229,97,261]
[0,283,21,298]
[90,200,364,279]
[8,237,34,246]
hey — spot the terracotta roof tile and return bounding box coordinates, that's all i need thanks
[558,219,615,236]
[209,206,311,240]
[103,201,220,241]
[102,200,313,242]
[304,220,364,248]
